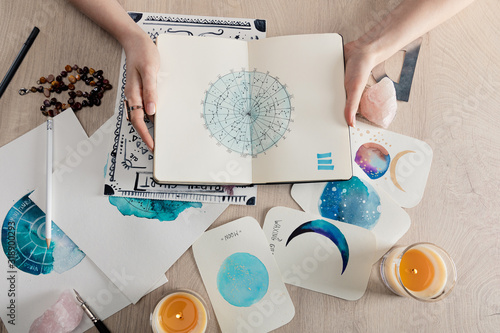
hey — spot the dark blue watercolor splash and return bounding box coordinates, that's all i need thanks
[319,176,381,230]
[217,252,269,307]
[1,193,85,275]
[108,196,202,221]
[286,219,349,274]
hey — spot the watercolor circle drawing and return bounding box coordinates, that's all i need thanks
[318,176,381,230]
[355,142,391,179]
[1,193,85,275]
[216,252,269,307]
[203,70,292,157]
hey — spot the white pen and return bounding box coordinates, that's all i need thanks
[46,118,53,248]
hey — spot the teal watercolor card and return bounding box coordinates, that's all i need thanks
[263,207,376,301]
[291,176,411,261]
[193,217,295,333]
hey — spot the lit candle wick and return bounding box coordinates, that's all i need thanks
[411,268,418,274]
[176,312,183,319]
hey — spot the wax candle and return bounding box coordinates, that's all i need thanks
[380,243,456,301]
[151,291,208,333]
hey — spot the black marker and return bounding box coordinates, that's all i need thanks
[0,26,39,99]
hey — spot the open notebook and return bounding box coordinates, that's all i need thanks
[154,33,352,184]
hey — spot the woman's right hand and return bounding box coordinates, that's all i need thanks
[122,31,160,152]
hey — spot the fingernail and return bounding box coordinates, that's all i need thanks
[351,115,356,128]
[146,103,156,116]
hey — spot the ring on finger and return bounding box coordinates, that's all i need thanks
[124,98,144,121]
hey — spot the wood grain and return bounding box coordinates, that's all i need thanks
[0,0,499,332]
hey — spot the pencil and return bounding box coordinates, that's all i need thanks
[0,26,39,99]
[46,119,53,248]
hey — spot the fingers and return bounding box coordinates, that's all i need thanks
[124,69,155,152]
[344,77,365,128]
[141,65,158,117]
[131,110,154,152]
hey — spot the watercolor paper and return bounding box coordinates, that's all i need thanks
[30,113,228,303]
[350,122,433,208]
[263,207,376,300]
[193,217,295,332]
[104,11,263,204]
[291,177,411,261]
[0,112,134,333]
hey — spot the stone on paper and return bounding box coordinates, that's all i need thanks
[359,77,397,128]
[29,289,83,333]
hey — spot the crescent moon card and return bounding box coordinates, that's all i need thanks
[350,121,433,208]
[263,207,376,301]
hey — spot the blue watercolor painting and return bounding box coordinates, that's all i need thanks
[217,252,269,307]
[318,176,381,230]
[108,197,202,221]
[1,193,85,275]
[355,142,391,179]
[286,219,349,274]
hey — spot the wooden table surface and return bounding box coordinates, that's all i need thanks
[1,0,499,332]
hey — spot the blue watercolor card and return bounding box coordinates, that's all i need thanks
[291,177,411,261]
[263,207,376,301]
[350,121,433,208]
[193,217,295,333]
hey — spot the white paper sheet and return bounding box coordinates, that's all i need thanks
[193,217,295,332]
[0,112,132,333]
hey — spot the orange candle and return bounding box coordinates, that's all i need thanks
[380,243,456,301]
[151,291,208,333]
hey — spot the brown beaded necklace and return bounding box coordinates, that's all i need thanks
[19,64,112,117]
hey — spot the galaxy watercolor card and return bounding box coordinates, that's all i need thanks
[291,177,411,261]
[192,217,295,333]
[350,122,433,208]
[262,207,376,301]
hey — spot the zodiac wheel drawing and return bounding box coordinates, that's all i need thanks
[1,193,85,275]
[203,70,292,157]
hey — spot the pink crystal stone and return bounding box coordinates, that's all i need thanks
[359,77,397,128]
[29,290,83,333]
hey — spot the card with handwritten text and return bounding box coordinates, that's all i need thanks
[263,207,376,301]
[193,217,295,332]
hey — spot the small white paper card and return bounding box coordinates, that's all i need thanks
[291,176,411,261]
[193,217,295,333]
[350,122,433,208]
[263,207,376,301]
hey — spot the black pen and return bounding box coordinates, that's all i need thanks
[73,289,111,333]
[0,26,39,99]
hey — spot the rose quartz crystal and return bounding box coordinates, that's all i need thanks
[29,290,83,333]
[359,77,397,128]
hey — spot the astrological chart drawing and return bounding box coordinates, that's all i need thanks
[1,193,85,275]
[203,70,293,157]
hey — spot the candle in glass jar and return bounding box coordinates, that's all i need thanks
[151,291,208,333]
[380,243,456,301]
